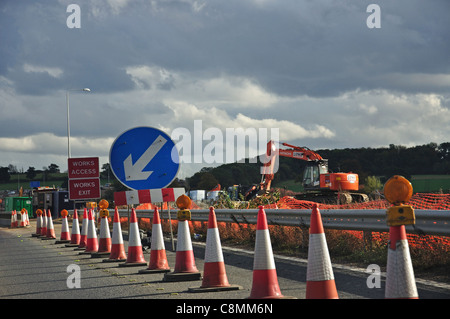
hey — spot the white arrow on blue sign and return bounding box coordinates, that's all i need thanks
[109,126,180,190]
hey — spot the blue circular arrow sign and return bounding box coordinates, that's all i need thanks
[109,126,180,190]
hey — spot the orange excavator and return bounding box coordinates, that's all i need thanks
[259,140,368,204]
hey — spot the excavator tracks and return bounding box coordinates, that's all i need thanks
[293,191,369,205]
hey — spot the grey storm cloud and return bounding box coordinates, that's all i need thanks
[1,0,449,97]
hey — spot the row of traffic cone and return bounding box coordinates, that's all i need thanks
[26,204,417,299]
[27,205,243,293]
[30,209,57,240]
[66,207,148,264]
[67,204,240,293]
[32,207,123,260]
[10,209,30,228]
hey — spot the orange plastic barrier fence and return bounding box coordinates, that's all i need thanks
[271,194,450,248]
[274,193,450,211]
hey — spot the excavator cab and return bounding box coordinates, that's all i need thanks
[300,159,368,203]
[302,160,329,191]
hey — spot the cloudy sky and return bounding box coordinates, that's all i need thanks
[1,0,449,180]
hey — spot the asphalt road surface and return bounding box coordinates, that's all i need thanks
[1,220,449,308]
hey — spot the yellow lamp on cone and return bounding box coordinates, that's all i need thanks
[98,199,109,210]
[383,175,413,205]
[176,194,191,210]
[384,175,415,226]
[176,194,192,221]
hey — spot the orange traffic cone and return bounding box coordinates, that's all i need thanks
[189,207,242,292]
[20,209,26,227]
[91,212,112,258]
[55,210,71,244]
[21,209,30,226]
[40,209,47,237]
[14,210,19,228]
[248,206,291,299]
[80,209,98,254]
[119,208,147,267]
[25,209,30,226]
[44,209,56,240]
[385,225,418,299]
[10,210,17,228]
[75,208,88,250]
[103,207,127,263]
[306,204,338,299]
[66,209,81,247]
[163,218,201,282]
[32,209,43,236]
[139,207,171,274]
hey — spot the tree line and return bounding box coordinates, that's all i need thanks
[185,142,450,191]
[0,164,62,183]
[2,142,450,193]
[0,163,114,184]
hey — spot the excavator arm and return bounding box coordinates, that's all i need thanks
[278,142,323,161]
[260,140,325,191]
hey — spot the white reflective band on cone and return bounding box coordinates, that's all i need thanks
[204,228,224,263]
[253,228,276,270]
[386,239,418,299]
[307,233,334,281]
[151,224,165,251]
